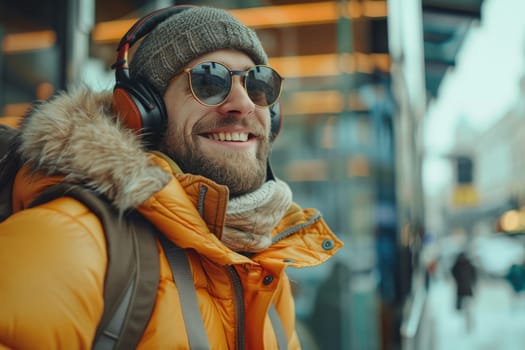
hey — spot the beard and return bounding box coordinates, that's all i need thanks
[160,122,270,197]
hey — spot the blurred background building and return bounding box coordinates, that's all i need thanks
[1,0,524,349]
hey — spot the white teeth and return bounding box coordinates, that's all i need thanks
[231,132,245,141]
[208,132,249,142]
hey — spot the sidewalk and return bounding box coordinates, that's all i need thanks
[426,276,525,350]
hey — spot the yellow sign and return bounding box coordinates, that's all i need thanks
[452,185,479,208]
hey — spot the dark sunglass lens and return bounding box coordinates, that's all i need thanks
[190,62,231,105]
[246,66,281,106]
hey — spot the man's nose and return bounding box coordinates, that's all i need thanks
[217,76,255,116]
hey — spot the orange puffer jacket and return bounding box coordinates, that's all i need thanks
[0,88,343,349]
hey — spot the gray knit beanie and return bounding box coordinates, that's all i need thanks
[129,6,268,96]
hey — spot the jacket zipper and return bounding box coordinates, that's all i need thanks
[271,210,322,244]
[226,265,245,350]
[197,185,208,217]
[198,185,246,349]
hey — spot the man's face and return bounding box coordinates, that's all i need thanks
[161,49,272,197]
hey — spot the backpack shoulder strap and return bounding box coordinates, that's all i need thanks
[31,183,160,350]
[160,233,287,350]
[158,234,210,350]
[269,303,288,350]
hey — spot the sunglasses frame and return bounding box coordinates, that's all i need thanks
[181,61,284,107]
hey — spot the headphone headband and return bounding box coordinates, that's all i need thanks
[114,5,196,72]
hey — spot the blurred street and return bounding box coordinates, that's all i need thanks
[425,274,525,350]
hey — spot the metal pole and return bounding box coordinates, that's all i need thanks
[336,2,354,349]
[57,0,94,90]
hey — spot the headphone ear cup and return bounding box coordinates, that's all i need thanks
[112,78,167,148]
[269,102,282,142]
[113,84,145,131]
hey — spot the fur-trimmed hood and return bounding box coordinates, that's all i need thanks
[17,87,171,211]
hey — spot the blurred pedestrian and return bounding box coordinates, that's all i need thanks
[451,252,477,331]
[504,261,525,311]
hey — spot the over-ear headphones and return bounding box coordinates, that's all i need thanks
[111,5,282,148]
[112,5,194,148]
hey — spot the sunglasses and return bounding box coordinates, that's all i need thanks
[181,61,283,107]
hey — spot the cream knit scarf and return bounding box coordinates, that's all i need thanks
[221,179,292,252]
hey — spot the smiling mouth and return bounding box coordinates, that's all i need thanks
[205,132,253,142]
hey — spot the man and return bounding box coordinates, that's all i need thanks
[451,251,477,331]
[0,5,342,349]
[451,252,477,311]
